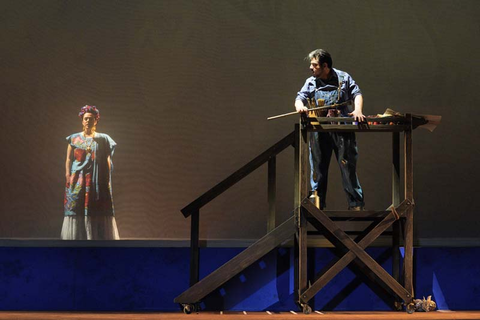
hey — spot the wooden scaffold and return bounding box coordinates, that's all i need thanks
[174,112,439,314]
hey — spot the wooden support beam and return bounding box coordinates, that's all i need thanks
[296,210,308,303]
[293,122,309,305]
[392,132,401,309]
[404,114,414,298]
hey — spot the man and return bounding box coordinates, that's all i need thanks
[295,49,365,210]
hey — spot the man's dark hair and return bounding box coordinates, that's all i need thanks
[307,49,333,68]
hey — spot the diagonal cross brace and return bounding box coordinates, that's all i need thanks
[300,200,413,304]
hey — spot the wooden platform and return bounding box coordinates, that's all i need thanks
[0,311,479,320]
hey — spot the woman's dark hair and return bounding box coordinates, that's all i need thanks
[79,105,100,120]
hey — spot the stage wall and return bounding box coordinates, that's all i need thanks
[1,0,479,240]
[0,246,479,311]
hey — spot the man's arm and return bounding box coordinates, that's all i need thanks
[295,78,313,113]
[348,94,365,122]
[344,72,365,122]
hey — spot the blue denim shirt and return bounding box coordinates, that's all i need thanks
[296,68,362,108]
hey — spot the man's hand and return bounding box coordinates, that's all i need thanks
[295,100,308,113]
[348,109,366,122]
[349,95,365,122]
[296,105,309,113]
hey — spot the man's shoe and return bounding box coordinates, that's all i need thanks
[309,191,321,209]
[348,206,365,211]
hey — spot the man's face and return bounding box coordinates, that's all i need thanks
[310,58,328,79]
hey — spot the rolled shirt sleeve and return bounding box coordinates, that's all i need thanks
[295,77,315,105]
[344,72,362,100]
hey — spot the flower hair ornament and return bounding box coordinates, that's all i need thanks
[79,105,100,120]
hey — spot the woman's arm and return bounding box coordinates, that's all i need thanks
[65,144,73,186]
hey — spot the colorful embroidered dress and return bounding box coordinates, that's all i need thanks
[61,132,119,240]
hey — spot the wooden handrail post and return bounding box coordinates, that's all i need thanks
[294,122,309,305]
[190,209,200,287]
[267,156,276,232]
[293,123,308,215]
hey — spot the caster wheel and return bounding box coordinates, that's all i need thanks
[302,304,312,315]
[394,301,403,311]
[406,302,415,314]
[182,304,193,314]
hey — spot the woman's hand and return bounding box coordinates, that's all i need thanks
[65,174,70,187]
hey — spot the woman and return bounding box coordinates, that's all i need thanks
[61,105,119,240]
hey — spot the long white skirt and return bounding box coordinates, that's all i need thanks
[60,215,120,240]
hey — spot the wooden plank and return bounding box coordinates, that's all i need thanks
[190,209,200,286]
[174,216,296,304]
[267,156,276,232]
[322,210,391,220]
[181,131,295,218]
[404,115,414,297]
[308,116,408,123]
[301,201,412,303]
[307,125,409,133]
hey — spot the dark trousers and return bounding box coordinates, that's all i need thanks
[309,132,365,208]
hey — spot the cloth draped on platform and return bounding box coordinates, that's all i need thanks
[61,132,120,240]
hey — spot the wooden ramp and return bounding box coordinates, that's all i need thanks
[174,216,296,304]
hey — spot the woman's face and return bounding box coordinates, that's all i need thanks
[82,112,98,130]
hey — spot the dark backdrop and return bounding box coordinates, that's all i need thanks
[1,0,478,240]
